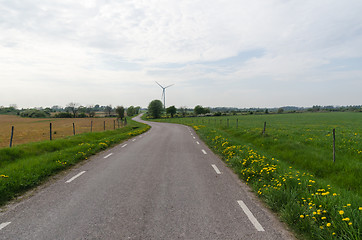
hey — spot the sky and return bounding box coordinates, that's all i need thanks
[1,0,361,109]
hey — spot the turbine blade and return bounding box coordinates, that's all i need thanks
[164,84,174,88]
[155,81,164,88]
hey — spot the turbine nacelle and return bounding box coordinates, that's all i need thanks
[155,81,174,109]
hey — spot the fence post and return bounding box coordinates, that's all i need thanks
[9,126,14,147]
[113,120,115,130]
[262,121,266,135]
[124,118,127,126]
[118,119,120,128]
[333,128,336,163]
[91,121,93,132]
[236,118,238,128]
[104,121,106,131]
[50,123,52,141]
[73,123,75,135]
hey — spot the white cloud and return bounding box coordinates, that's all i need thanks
[0,0,361,108]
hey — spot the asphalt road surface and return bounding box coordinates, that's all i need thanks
[0,115,295,239]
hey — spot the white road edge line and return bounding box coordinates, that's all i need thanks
[121,144,127,148]
[66,171,86,183]
[201,149,207,155]
[132,139,136,142]
[196,141,200,145]
[104,153,113,159]
[237,200,265,232]
[193,136,196,139]
[211,164,222,174]
[0,222,11,230]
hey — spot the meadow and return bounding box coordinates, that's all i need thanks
[154,112,362,240]
[0,115,121,148]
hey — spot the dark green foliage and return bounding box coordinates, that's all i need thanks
[54,112,73,118]
[166,105,176,117]
[20,109,50,118]
[116,106,125,119]
[148,100,163,118]
[104,105,112,116]
[127,106,135,117]
[194,105,210,115]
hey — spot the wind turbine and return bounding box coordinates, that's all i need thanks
[155,81,174,109]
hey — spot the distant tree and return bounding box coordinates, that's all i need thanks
[148,100,163,118]
[166,105,177,118]
[265,109,269,114]
[85,105,95,117]
[277,108,284,114]
[66,102,79,118]
[134,106,141,115]
[116,106,125,119]
[127,106,135,117]
[105,105,112,117]
[194,105,209,115]
[178,107,187,117]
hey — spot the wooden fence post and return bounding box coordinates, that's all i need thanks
[104,121,106,131]
[73,123,76,135]
[91,121,93,132]
[236,118,238,128]
[113,120,115,130]
[333,128,336,163]
[50,123,52,141]
[124,118,127,126]
[10,126,14,147]
[262,122,266,135]
[117,119,120,128]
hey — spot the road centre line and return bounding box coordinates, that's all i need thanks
[193,136,196,139]
[65,171,86,183]
[121,144,127,148]
[196,141,200,144]
[237,200,265,232]
[211,164,222,174]
[104,153,113,159]
[0,222,11,230]
[202,149,207,155]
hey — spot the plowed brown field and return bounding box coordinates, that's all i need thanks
[0,115,120,148]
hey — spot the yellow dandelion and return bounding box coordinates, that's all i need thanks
[339,210,344,215]
[326,223,331,227]
[300,215,304,218]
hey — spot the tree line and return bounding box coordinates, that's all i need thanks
[0,103,141,119]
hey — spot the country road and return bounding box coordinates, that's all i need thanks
[0,115,294,239]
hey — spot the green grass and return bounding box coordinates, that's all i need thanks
[151,112,362,240]
[0,117,150,206]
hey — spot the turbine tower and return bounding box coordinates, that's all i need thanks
[155,81,174,109]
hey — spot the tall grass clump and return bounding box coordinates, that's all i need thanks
[0,118,150,206]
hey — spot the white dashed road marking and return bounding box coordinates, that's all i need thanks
[0,222,11,230]
[237,200,265,232]
[201,149,207,155]
[121,144,127,148]
[66,171,86,183]
[211,164,222,174]
[104,153,113,159]
[196,141,200,145]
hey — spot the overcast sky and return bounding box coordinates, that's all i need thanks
[1,0,361,109]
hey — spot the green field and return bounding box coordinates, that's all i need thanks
[153,112,361,240]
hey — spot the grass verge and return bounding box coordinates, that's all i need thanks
[0,117,150,207]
